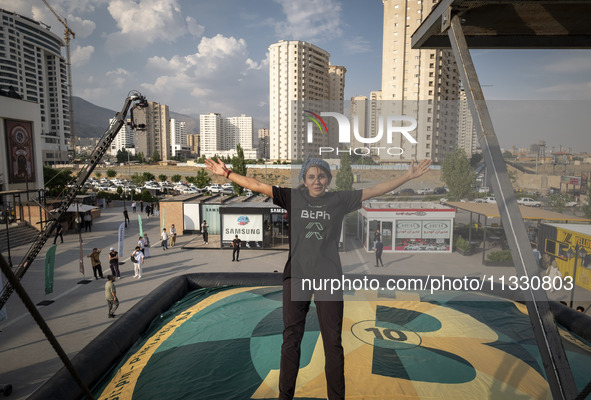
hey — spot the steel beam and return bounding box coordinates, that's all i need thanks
[446,13,578,400]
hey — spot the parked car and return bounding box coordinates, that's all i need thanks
[433,187,448,195]
[478,187,490,194]
[471,198,487,203]
[395,188,416,196]
[517,197,542,207]
[416,188,434,195]
[484,197,497,204]
[565,201,579,207]
[206,184,222,193]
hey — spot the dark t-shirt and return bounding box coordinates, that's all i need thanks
[232,238,241,248]
[272,186,363,280]
[375,242,384,255]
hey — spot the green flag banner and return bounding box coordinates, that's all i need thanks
[45,245,57,294]
[138,214,143,237]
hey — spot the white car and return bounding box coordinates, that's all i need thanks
[565,201,578,207]
[416,188,434,195]
[484,197,497,204]
[517,197,542,207]
[206,184,222,193]
[471,198,487,203]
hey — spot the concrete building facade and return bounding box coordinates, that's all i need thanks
[269,40,345,161]
[457,89,477,158]
[377,0,460,163]
[170,119,191,159]
[135,101,170,161]
[0,9,71,165]
[199,113,256,159]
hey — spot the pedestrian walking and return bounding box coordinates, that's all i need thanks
[131,246,144,278]
[105,275,119,318]
[138,236,145,254]
[84,211,93,232]
[373,228,381,250]
[87,248,104,280]
[161,228,169,250]
[53,222,63,244]
[143,234,151,257]
[145,204,151,218]
[123,208,130,228]
[232,234,241,262]
[375,240,384,267]
[132,200,137,213]
[201,220,209,244]
[140,200,144,212]
[170,224,177,247]
[75,214,83,234]
[205,155,431,400]
[108,247,121,279]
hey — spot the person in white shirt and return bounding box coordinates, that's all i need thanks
[138,236,145,254]
[132,246,144,278]
[161,228,169,250]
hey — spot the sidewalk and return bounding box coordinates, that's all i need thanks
[1,205,589,399]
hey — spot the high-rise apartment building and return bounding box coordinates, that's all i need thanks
[170,118,190,159]
[378,0,460,163]
[0,9,71,164]
[199,113,256,159]
[269,40,346,161]
[457,89,477,158]
[135,101,170,161]
[186,133,199,157]
[257,128,270,159]
[109,118,135,156]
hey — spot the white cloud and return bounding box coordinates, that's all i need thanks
[343,36,371,54]
[186,16,204,38]
[542,55,591,74]
[536,82,591,100]
[273,0,343,42]
[141,34,268,118]
[67,15,96,38]
[105,0,187,54]
[71,45,94,67]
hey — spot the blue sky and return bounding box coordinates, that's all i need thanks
[3,0,591,151]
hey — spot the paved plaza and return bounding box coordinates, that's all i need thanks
[0,204,588,399]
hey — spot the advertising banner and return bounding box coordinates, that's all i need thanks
[118,222,125,264]
[222,214,263,242]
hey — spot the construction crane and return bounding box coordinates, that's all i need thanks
[41,0,77,159]
[0,91,148,309]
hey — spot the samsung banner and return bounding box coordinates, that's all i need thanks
[222,214,263,242]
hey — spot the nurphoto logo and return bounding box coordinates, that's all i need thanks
[304,110,418,157]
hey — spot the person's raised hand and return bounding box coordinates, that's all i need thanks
[408,159,431,180]
[204,158,229,177]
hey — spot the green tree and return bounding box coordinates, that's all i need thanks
[171,174,182,183]
[106,169,117,178]
[95,171,102,179]
[502,150,514,159]
[142,172,155,182]
[582,184,591,219]
[131,173,145,186]
[469,153,483,168]
[116,148,129,163]
[137,152,145,163]
[158,174,168,182]
[336,151,354,191]
[549,193,569,212]
[442,148,476,201]
[43,167,73,197]
[195,169,211,188]
[231,144,247,195]
[151,150,161,162]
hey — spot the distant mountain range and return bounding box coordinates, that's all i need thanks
[72,96,199,139]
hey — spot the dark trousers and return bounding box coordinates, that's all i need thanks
[232,248,240,261]
[110,262,121,278]
[279,279,345,400]
[92,264,104,279]
[53,232,63,244]
[203,232,208,243]
[107,299,119,315]
[375,251,383,267]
